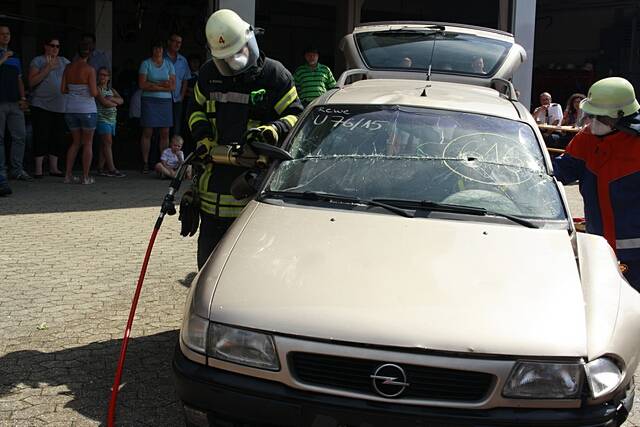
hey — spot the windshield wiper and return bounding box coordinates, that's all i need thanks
[372,198,538,228]
[262,190,414,218]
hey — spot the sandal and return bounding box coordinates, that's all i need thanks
[64,176,80,184]
[142,163,150,174]
[81,176,95,185]
[106,169,126,178]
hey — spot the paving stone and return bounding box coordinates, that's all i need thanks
[0,399,29,412]
[0,388,43,402]
[10,404,53,420]
[1,174,195,426]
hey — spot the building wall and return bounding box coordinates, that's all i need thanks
[533,1,640,108]
[535,5,616,72]
[94,0,112,61]
[112,0,209,74]
[255,0,339,73]
[359,0,501,29]
[0,0,92,70]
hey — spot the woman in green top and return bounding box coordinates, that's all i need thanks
[95,66,125,177]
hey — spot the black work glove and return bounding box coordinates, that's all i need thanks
[245,125,278,145]
[195,137,216,160]
[179,190,200,237]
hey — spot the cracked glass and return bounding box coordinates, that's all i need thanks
[268,105,565,220]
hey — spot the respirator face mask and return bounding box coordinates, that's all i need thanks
[225,46,249,71]
[590,117,614,136]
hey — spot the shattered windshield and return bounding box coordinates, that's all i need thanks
[267,105,565,220]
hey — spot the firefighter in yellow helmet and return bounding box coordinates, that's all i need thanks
[186,9,303,269]
[553,77,640,291]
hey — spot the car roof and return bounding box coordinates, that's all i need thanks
[323,78,523,121]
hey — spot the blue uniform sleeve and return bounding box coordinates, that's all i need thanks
[552,153,585,185]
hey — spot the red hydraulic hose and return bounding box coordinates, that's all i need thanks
[106,151,198,426]
[107,225,161,426]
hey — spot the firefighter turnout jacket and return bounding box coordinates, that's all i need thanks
[553,128,640,264]
[188,52,303,217]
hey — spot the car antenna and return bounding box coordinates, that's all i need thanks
[421,25,445,97]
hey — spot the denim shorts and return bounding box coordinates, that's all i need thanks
[65,112,97,130]
[96,121,116,136]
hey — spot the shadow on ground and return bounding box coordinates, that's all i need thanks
[178,272,197,289]
[0,173,189,216]
[0,330,186,426]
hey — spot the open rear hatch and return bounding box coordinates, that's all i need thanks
[340,21,526,87]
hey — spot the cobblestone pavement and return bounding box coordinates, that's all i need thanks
[0,175,638,426]
[1,173,195,426]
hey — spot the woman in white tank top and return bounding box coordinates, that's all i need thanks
[61,41,98,184]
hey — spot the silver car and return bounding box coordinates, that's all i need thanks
[173,22,640,427]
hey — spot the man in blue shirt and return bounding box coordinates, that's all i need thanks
[164,33,191,137]
[80,33,111,73]
[0,24,31,181]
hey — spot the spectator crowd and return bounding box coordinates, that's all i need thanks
[0,23,338,197]
[531,90,591,151]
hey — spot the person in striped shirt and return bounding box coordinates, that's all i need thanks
[293,46,336,106]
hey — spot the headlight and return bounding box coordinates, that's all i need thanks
[503,361,582,398]
[208,323,280,371]
[181,312,209,354]
[584,358,623,399]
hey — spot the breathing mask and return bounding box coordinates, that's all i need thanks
[225,47,250,71]
[590,117,614,136]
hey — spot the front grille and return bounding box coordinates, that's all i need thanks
[289,352,494,401]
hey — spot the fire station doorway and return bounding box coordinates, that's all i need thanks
[255,0,339,76]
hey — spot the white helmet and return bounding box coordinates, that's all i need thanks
[205,9,259,76]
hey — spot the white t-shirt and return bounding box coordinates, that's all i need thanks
[533,103,563,125]
[160,148,184,169]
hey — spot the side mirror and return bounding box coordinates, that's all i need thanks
[248,141,293,161]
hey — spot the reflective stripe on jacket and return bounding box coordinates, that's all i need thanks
[187,52,303,217]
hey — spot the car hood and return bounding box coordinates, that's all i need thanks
[210,202,586,357]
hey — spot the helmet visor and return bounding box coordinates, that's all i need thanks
[212,35,259,76]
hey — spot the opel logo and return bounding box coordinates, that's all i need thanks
[370,363,410,397]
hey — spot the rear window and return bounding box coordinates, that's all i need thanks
[355,30,512,76]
